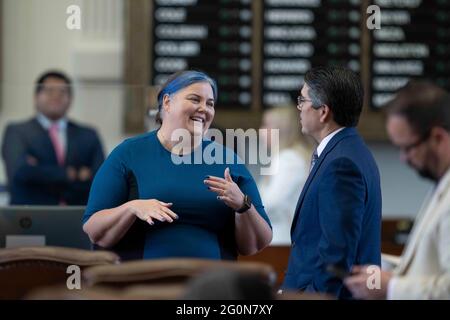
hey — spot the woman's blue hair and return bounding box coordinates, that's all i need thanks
[157,70,218,113]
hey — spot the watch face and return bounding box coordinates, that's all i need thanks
[238,195,251,213]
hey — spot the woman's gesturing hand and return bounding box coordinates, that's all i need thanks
[129,199,178,225]
[204,167,245,211]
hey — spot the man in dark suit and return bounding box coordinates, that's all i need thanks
[2,70,105,205]
[282,66,382,298]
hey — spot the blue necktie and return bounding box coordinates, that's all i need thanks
[310,149,319,172]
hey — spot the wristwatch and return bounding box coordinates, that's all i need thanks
[236,194,252,213]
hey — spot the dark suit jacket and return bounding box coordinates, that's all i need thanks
[2,118,105,205]
[282,127,382,299]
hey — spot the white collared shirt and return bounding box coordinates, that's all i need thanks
[316,127,346,157]
[37,113,68,153]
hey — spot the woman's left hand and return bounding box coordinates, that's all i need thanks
[205,167,245,211]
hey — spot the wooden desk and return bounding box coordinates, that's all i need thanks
[239,245,290,287]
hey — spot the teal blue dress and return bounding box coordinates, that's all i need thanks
[83,130,271,260]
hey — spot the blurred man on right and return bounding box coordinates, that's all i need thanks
[345,81,450,300]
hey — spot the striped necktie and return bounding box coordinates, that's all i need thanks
[310,149,319,172]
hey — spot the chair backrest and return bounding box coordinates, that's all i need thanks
[183,269,276,300]
[0,246,120,299]
[82,258,276,289]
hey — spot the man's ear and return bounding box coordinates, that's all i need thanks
[319,104,332,123]
[162,94,170,113]
[430,126,449,147]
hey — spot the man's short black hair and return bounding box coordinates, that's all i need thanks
[385,80,449,138]
[35,70,72,96]
[304,66,364,127]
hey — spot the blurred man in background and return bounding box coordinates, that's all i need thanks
[2,70,104,205]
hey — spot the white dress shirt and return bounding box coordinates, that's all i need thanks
[316,127,345,157]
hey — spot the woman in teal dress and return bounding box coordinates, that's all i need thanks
[82,70,272,260]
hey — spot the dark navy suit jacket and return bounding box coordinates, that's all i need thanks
[2,118,104,205]
[282,127,382,299]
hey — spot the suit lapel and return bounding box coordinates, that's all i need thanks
[31,118,59,164]
[65,122,76,165]
[290,127,357,235]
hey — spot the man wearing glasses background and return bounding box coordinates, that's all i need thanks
[345,81,450,300]
[281,66,382,299]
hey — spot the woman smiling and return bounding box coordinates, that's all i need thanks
[82,70,272,260]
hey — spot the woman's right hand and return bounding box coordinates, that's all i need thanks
[128,199,178,225]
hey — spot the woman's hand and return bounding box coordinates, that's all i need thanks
[204,167,245,211]
[129,199,178,225]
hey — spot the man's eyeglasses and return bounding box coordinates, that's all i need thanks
[297,96,312,108]
[40,86,70,95]
[398,133,430,154]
